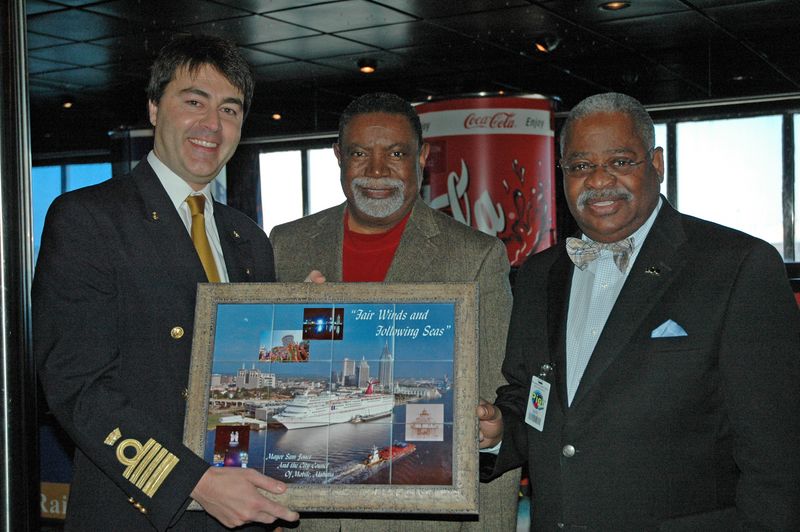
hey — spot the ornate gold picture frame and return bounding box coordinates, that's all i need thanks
[183,282,479,514]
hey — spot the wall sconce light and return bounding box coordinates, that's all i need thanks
[533,35,560,54]
[357,58,377,74]
[599,1,631,10]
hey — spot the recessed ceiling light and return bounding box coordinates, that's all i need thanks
[357,58,377,74]
[271,113,282,121]
[62,98,74,109]
[599,1,631,10]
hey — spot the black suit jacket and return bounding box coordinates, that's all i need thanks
[487,200,800,531]
[33,160,275,531]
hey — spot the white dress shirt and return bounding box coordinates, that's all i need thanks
[565,198,663,405]
[147,151,229,282]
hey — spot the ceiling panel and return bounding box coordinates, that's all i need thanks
[186,14,319,45]
[251,34,379,60]
[430,5,556,44]
[27,31,72,50]
[85,0,251,26]
[34,67,115,88]
[265,0,416,33]
[25,0,66,16]
[594,11,719,50]
[213,0,333,15]
[237,47,293,67]
[27,9,134,41]
[252,60,346,83]
[375,0,530,18]
[44,0,115,6]
[28,42,117,67]
[27,56,71,75]
[336,21,465,49]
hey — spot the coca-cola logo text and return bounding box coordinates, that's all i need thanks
[463,112,515,129]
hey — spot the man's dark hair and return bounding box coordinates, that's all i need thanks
[338,92,423,148]
[147,34,254,116]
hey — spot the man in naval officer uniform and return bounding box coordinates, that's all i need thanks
[34,35,298,531]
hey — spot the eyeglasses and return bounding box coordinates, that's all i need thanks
[560,154,650,178]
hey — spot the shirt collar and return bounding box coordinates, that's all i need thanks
[582,197,663,253]
[147,151,215,212]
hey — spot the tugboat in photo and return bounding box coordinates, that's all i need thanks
[364,441,416,467]
[274,380,394,430]
[320,441,416,484]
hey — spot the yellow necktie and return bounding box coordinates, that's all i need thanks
[185,194,221,283]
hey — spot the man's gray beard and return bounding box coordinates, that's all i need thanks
[350,177,406,218]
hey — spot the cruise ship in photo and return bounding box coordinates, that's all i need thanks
[274,382,394,430]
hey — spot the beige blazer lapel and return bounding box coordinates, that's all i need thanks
[385,199,439,282]
[304,202,345,282]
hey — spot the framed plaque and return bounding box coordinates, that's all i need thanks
[183,282,479,514]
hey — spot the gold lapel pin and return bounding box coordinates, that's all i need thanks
[645,266,660,276]
[232,230,240,239]
[151,211,159,221]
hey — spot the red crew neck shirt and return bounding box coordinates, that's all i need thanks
[342,209,411,282]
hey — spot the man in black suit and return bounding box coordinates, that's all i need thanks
[34,35,298,531]
[478,92,800,530]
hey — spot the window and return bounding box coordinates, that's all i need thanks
[259,147,345,236]
[259,151,303,236]
[32,162,112,260]
[307,148,345,214]
[794,114,800,260]
[676,115,783,253]
[654,123,668,198]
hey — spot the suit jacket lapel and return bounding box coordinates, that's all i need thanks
[307,203,346,282]
[132,160,208,288]
[569,202,688,410]
[385,199,438,282]
[213,205,254,282]
[548,250,574,411]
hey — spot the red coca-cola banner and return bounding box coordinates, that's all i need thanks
[418,96,556,266]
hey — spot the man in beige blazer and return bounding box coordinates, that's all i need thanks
[270,92,520,531]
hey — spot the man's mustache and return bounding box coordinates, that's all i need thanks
[352,177,404,191]
[577,187,633,207]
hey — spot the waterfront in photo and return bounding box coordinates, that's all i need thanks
[204,389,454,486]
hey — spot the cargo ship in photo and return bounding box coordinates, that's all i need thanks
[274,382,394,430]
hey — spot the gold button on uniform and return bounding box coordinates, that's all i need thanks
[182,388,189,400]
[170,326,184,339]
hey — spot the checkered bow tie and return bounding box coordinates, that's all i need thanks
[566,236,634,273]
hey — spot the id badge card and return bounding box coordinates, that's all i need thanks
[525,376,550,431]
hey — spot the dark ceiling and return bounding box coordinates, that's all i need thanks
[26,0,800,155]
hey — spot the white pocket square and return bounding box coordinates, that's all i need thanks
[651,319,688,338]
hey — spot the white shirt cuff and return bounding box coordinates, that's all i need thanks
[479,441,502,455]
